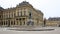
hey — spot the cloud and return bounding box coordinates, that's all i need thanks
[0,0,60,18]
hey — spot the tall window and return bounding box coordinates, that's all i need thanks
[1,21,3,25]
[9,12,10,18]
[18,10,21,16]
[0,15,1,18]
[17,12,19,16]
[11,21,13,25]
[14,13,16,17]
[24,11,26,16]
[4,21,5,25]
[21,11,22,16]
[12,12,13,18]
[24,8,26,16]
[14,21,15,25]
[23,18,25,25]
[23,21,25,25]
[29,12,32,19]
[7,13,9,18]
[10,13,12,18]
[17,21,18,25]
[19,12,21,16]
[29,10,32,19]
[6,21,7,25]
[18,9,22,16]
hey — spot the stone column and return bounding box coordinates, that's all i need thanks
[24,19,26,26]
[12,20,14,26]
[5,20,6,26]
[21,19,23,26]
[25,19,26,26]
[3,21,4,26]
[20,19,22,26]
[15,20,17,26]
[18,20,20,26]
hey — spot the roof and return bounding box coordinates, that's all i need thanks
[48,17,60,21]
[36,9,43,15]
[17,1,33,7]
[0,6,4,11]
[19,1,29,5]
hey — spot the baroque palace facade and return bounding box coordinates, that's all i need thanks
[0,1,43,27]
[46,17,60,27]
[0,1,60,27]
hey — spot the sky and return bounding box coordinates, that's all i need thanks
[0,0,60,19]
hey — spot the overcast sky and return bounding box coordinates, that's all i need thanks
[0,0,60,19]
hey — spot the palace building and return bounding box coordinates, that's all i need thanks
[46,17,60,27]
[0,1,43,27]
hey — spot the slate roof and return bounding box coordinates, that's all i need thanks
[48,17,60,21]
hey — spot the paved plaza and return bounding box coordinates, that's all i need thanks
[0,27,60,34]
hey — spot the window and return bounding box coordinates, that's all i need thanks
[17,21,18,25]
[21,11,22,16]
[1,22,3,25]
[29,10,32,19]
[24,8,26,16]
[29,12,32,19]
[6,14,7,18]
[10,13,12,18]
[19,18,21,20]
[18,10,21,16]
[11,21,13,25]
[14,13,15,17]
[24,11,26,16]
[14,21,15,25]
[6,21,7,25]
[22,18,25,20]
[18,11,21,16]
[4,21,5,25]
[23,21,25,25]
[0,15,1,18]
[17,11,19,16]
